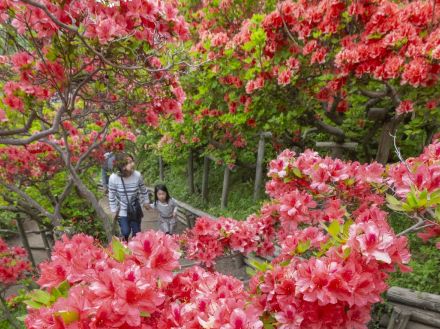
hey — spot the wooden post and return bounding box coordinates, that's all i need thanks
[376,118,400,164]
[202,156,210,204]
[187,150,195,194]
[315,141,358,159]
[39,224,52,258]
[158,156,164,181]
[16,217,36,268]
[221,166,230,209]
[386,308,411,329]
[253,134,266,201]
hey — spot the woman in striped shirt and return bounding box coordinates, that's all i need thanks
[108,153,150,241]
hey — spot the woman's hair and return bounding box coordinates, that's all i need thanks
[114,152,134,177]
[154,184,170,205]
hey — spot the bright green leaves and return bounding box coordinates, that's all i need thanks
[325,219,352,242]
[327,220,341,239]
[24,281,70,309]
[54,311,80,324]
[317,219,353,257]
[111,236,131,262]
[261,312,277,329]
[242,14,267,53]
[246,257,273,276]
[23,290,52,309]
[296,240,311,254]
[386,188,440,214]
[250,28,267,46]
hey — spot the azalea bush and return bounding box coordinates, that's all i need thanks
[0,238,31,329]
[23,232,262,328]
[23,140,439,328]
[0,238,31,286]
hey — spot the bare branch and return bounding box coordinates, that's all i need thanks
[359,89,388,98]
[0,182,56,221]
[0,112,37,137]
[0,105,64,145]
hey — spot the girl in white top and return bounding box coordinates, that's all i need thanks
[148,184,178,234]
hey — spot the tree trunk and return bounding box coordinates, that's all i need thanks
[16,217,36,268]
[425,125,437,146]
[376,118,400,164]
[71,175,113,242]
[187,150,195,194]
[221,166,230,209]
[253,134,266,201]
[159,156,164,181]
[202,156,210,204]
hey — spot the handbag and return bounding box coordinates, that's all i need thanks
[121,176,144,223]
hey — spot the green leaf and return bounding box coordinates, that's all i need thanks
[342,247,351,259]
[246,266,256,277]
[296,240,310,254]
[249,258,272,272]
[312,30,322,38]
[23,300,44,309]
[51,280,70,300]
[140,311,150,318]
[368,32,383,40]
[27,290,51,306]
[242,41,255,52]
[418,189,428,207]
[406,190,418,209]
[111,236,130,262]
[386,194,404,211]
[327,220,341,238]
[279,260,291,267]
[54,311,79,325]
[261,313,276,329]
[342,219,354,239]
[16,315,27,322]
[427,189,440,207]
[292,167,302,178]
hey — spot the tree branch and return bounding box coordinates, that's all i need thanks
[0,112,37,137]
[0,105,64,145]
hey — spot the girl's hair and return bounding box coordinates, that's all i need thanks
[154,184,170,205]
[114,152,134,177]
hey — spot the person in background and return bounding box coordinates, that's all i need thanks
[148,184,178,235]
[108,153,149,241]
[101,151,115,194]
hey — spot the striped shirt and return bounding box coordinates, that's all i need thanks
[108,170,149,216]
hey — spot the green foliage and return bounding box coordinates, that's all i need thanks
[0,304,26,329]
[144,155,262,220]
[0,210,17,239]
[388,213,440,294]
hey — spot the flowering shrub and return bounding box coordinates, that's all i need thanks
[0,127,135,183]
[0,238,31,285]
[25,141,440,328]
[25,232,262,328]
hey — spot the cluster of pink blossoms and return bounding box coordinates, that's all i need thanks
[27,232,180,328]
[179,143,440,328]
[181,215,275,267]
[26,232,263,329]
[0,238,31,285]
[0,127,136,183]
